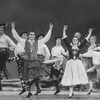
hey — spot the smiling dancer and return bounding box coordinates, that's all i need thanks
[11,22,53,98]
[61,25,92,98]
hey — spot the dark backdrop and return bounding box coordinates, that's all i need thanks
[1,0,100,78]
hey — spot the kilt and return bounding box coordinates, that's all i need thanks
[22,59,51,81]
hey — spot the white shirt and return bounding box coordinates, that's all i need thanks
[82,50,100,65]
[0,34,16,51]
[12,28,52,49]
[14,42,25,56]
[51,45,65,58]
[37,44,50,61]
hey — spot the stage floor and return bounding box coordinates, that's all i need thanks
[0,91,100,100]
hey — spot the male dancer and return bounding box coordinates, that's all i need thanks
[0,23,16,90]
[11,22,53,98]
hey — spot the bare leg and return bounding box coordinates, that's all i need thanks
[87,80,93,95]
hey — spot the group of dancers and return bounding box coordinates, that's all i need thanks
[0,22,100,98]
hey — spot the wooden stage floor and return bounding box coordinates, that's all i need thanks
[0,91,100,100]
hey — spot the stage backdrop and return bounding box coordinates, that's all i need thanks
[1,0,100,78]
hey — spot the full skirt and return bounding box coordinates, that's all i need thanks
[61,59,88,86]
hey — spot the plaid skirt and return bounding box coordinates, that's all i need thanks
[22,59,51,81]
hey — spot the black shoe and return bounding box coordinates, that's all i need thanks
[34,90,41,95]
[19,88,26,95]
[87,89,92,95]
[0,87,2,91]
[68,93,74,98]
[26,93,32,98]
[53,90,60,95]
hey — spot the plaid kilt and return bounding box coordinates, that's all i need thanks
[22,59,51,81]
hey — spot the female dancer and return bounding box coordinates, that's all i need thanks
[61,25,93,98]
[84,35,97,95]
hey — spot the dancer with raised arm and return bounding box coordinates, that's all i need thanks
[11,22,53,98]
[8,31,29,95]
[61,25,92,98]
[37,33,50,62]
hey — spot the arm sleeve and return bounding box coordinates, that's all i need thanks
[63,37,71,48]
[6,36,16,51]
[12,28,25,47]
[78,39,88,49]
[82,51,93,57]
[44,45,50,60]
[38,28,52,47]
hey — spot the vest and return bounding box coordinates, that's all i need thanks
[24,40,38,60]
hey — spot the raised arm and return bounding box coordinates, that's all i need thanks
[79,28,93,49]
[11,22,24,43]
[62,25,71,48]
[38,23,53,47]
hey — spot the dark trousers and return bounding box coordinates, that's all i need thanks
[50,67,60,91]
[0,48,9,89]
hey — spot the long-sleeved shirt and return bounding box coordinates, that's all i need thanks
[82,50,100,65]
[51,45,65,59]
[0,34,16,51]
[14,42,25,56]
[12,27,52,53]
[37,44,50,61]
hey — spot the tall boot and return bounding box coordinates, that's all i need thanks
[53,80,60,95]
[34,78,41,95]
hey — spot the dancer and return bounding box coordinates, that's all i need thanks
[61,25,92,98]
[8,31,29,94]
[83,35,97,95]
[0,23,16,91]
[37,33,50,62]
[41,36,66,95]
[50,37,65,95]
[11,22,53,98]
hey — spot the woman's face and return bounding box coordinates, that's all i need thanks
[89,36,96,44]
[72,37,79,45]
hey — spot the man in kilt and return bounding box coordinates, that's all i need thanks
[11,22,53,98]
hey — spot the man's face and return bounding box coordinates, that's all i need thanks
[56,38,61,45]
[21,33,28,40]
[29,32,35,39]
[74,32,81,39]
[0,26,4,34]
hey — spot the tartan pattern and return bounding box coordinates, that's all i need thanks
[23,59,51,80]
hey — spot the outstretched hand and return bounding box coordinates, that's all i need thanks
[49,23,53,29]
[11,22,15,28]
